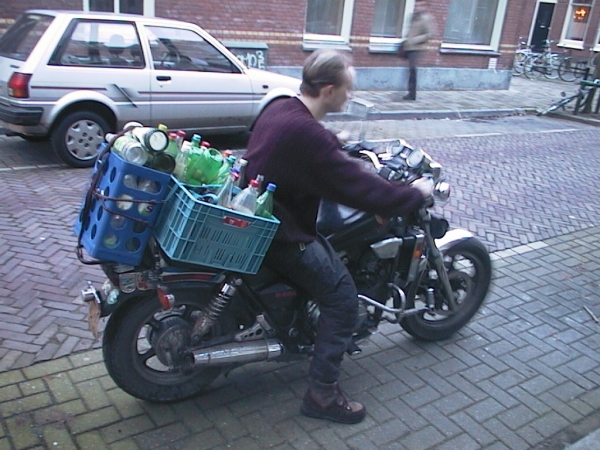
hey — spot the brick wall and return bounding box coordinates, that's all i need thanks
[2,0,598,78]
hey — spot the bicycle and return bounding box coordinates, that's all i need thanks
[513,37,535,76]
[558,57,588,82]
[524,40,562,80]
[536,79,600,116]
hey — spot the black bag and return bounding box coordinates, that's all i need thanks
[397,42,407,59]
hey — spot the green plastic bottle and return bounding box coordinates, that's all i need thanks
[255,183,276,218]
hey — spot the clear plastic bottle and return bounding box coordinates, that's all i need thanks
[106,133,148,166]
[230,179,260,215]
[216,168,240,208]
[173,139,191,181]
[255,183,276,218]
[233,158,247,188]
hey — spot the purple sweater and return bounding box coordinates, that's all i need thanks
[243,97,425,243]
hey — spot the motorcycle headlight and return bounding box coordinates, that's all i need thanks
[434,180,451,202]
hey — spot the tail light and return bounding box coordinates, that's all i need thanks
[8,73,32,98]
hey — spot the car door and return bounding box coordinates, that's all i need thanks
[143,24,254,133]
[45,19,151,128]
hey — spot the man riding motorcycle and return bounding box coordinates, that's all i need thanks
[241,49,433,424]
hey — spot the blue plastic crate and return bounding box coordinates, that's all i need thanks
[74,148,171,266]
[154,177,279,274]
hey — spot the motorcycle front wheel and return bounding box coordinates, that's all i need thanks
[103,288,236,402]
[400,238,491,341]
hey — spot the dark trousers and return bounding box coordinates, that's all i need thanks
[406,50,421,97]
[264,235,358,384]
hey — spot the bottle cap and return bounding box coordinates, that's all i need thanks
[249,179,260,188]
[266,183,276,191]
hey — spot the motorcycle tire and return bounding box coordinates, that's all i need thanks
[400,238,491,341]
[103,288,236,402]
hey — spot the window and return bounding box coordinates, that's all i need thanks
[442,0,508,52]
[49,21,143,68]
[303,0,355,50]
[85,0,153,16]
[145,26,238,73]
[0,14,53,61]
[561,0,593,49]
[369,0,410,52]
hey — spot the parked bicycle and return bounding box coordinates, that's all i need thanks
[558,48,598,82]
[536,79,600,116]
[524,40,562,80]
[513,37,535,77]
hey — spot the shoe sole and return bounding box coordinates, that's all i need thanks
[300,406,366,424]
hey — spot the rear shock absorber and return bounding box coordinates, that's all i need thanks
[191,278,241,342]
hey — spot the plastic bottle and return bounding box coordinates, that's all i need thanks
[165,132,180,158]
[216,168,240,208]
[175,130,186,149]
[173,139,191,181]
[230,179,260,215]
[233,158,247,188]
[137,179,160,216]
[106,133,149,166]
[130,127,169,153]
[216,156,236,185]
[255,183,276,218]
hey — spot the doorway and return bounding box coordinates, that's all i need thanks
[531,2,556,52]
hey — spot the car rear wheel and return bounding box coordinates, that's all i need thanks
[51,111,109,168]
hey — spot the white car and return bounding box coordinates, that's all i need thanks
[0,10,301,167]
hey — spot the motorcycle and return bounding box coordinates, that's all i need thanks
[78,137,492,403]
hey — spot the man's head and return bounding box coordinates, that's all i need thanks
[300,50,355,114]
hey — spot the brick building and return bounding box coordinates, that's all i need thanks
[1,0,599,90]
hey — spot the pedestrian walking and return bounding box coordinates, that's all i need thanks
[402,0,434,100]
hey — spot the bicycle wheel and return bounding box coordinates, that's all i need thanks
[513,51,529,76]
[544,54,561,79]
[558,58,576,82]
[525,55,543,80]
[537,95,575,116]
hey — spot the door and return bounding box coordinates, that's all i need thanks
[144,24,254,133]
[531,2,555,51]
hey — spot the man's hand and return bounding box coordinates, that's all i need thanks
[411,177,434,198]
[336,130,351,144]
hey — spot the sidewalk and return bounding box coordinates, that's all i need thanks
[1,75,600,449]
[350,75,600,124]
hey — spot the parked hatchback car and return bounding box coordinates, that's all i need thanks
[0,10,301,167]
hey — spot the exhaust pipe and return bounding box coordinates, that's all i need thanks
[191,339,283,366]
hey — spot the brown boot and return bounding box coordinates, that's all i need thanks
[300,380,366,424]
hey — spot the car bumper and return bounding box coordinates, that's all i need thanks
[0,102,43,126]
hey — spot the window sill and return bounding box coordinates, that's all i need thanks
[439,47,501,56]
[302,41,352,51]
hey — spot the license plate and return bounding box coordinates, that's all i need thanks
[87,299,101,341]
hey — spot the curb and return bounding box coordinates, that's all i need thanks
[323,107,535,122]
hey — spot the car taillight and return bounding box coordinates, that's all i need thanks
[8,73,32,99]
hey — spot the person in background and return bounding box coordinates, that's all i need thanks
[241,49,433,424]
[403,0,434,101]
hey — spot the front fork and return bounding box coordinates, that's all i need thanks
[421,217,457,312]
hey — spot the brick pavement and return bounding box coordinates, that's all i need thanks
[0,226,599,449]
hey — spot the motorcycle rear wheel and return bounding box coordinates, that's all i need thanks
[400,238,491,341]
[103,288,235,402]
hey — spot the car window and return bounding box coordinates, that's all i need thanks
[0,13,53,61]
[49,20,144,68]
[145,26,239,73]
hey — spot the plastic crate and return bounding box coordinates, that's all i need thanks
[154,177,279,274]
[73,148,171,266]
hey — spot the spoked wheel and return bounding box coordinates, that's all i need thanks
[524,55,543,80]
[513,51,529,76]
[558,58,577,82]
[400,238,491,341]
[103,288,236,402]
[544,54,561,79]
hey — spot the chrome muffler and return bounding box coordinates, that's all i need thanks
[191,339,283,366]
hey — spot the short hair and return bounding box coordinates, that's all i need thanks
[300,50,353,98]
